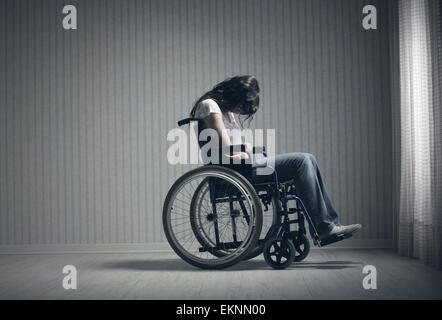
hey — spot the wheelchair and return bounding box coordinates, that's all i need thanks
[162,117,352,270]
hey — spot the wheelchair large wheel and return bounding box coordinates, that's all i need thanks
[163,165,263,269]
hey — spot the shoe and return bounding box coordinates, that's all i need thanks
[320,224,362,240]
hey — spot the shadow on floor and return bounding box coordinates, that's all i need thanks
[100,258,363,272]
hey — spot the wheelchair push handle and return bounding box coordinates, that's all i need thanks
[177,117,200,127]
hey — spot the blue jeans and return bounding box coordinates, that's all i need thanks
[253,152,340,236]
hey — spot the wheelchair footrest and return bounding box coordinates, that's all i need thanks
[316,233,353,247]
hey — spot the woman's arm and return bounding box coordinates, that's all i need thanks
[201,113,232,147]
[201,113,249,160]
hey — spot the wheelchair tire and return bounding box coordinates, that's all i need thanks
[263,236,296,270]
[163,165,263,269]
[293,233,310,262]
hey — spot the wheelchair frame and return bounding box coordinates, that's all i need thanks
[163,117,352,269]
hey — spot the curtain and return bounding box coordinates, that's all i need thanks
[396,0,442,269]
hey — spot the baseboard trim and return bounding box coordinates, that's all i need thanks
[0,239,393,254]
[0,243,172,254]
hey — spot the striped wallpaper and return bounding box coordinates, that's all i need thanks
[0,0,394,245]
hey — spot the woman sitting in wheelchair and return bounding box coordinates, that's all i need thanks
[163,75,362,269]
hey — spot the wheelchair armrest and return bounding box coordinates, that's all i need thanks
[221,144,266,155]
[220,144,266,155]
[213,145,267,165]
[206,145,269,182]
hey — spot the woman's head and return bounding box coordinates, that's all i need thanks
[191,75,260,123]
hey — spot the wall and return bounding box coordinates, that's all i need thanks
[0,0,393,246]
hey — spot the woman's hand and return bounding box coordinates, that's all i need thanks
[243,142,253,153]
[225,152,250,160]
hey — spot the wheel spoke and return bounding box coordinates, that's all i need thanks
[276,253,282,264]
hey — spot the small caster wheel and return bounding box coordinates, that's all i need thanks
[263,237,296,269]
[292,234,310,262]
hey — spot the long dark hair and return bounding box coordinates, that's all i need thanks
[190,75,260,126]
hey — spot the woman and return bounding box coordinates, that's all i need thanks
[190,75,362,240]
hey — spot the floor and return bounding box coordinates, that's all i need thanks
[0,248,441,300]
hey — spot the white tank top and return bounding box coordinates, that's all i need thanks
[194,98,242,145]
